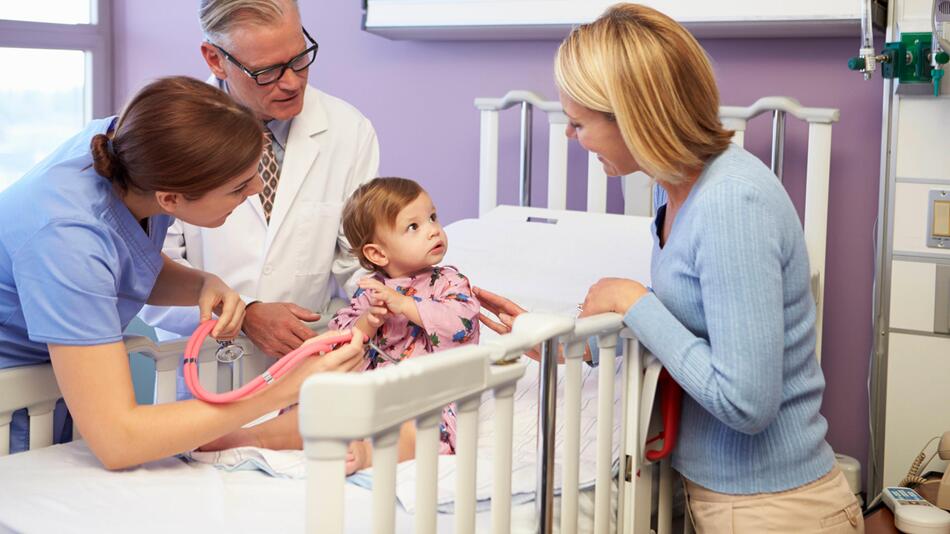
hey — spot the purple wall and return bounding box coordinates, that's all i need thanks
[115,1,883,478]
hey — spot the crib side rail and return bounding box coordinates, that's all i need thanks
[125,333,259,404]
[299,312,574,534]
[0,364,61,455]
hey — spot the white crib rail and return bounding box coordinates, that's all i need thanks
[0,364,61,456]
[124,333,257,404]
[299,312,668,534]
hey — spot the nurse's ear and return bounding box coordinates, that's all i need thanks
[200,42,228,80]
[362,242,389,269]
[154,191,185,215]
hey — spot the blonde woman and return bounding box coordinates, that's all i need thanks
[476,4,863,532]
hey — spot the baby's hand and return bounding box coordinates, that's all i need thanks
[359,277,411,317]
[345,439,372,475]
[360,305,389,330]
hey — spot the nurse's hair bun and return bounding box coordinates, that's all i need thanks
[90,133,129,189]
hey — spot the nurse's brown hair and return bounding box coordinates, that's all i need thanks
[90,76,263,198]
[342,177,425,272]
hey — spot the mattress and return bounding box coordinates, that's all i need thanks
[0,440,615,533]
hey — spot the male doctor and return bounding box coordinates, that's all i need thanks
[141,0,379,360]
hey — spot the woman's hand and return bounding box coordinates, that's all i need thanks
[473,286,526,335]
[578,278,649,318]
[473,287,552,361]
[198,273,245,338]
[278,328,365,406]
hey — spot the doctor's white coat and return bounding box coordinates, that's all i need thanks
[140,85,379,338]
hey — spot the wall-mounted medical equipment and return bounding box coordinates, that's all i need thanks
[850,0,950,95]
[869,0,950,504]
[364,0,888,40]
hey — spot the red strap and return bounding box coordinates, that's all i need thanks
[644,368,682,462]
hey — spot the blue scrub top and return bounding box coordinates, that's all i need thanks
[0,117,173,369]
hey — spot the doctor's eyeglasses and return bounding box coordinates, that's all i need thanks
[210,27,319,86]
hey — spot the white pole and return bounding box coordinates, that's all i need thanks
[415,410,443,534]
[455,395,481,534]
[306,440,348,534]
[372,428,400,534]
[491,383,516,534]
[479,110,500,216]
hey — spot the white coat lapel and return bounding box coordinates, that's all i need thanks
[247,189,266,226]
[266,86,328,245]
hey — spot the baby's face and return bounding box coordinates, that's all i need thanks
[374,192,447,278]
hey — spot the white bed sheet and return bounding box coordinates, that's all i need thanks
[0,440,613,534]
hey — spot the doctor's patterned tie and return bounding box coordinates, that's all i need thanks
[258,127,281,224]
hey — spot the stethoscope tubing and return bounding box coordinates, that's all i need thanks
[183,319,353,404]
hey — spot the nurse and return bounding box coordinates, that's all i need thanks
[0,76,363,469]
[477,4,863,533]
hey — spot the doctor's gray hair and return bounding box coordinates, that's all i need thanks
[199,0,299,45]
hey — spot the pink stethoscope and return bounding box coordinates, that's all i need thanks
[183,319,353,404]
[184,319,399,404]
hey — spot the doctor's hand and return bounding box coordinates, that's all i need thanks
[199,274,246,339]
[243,302,321,357]
[578,278,649,318]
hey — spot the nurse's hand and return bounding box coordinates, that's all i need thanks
[243,302,321,357]
[473,286,525,335]
[199,274,246,339]
[274,328,365,407]
[578,278,649,318]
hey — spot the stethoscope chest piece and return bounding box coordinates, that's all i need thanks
[215,340,245,363]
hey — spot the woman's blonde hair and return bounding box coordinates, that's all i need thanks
[555,3,732,184]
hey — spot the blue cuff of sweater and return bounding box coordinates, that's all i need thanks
[587,289,657,367]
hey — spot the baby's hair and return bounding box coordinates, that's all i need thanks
[342,177,425,272]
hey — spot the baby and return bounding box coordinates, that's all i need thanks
[198,177,478,474]
[330,177,480,460]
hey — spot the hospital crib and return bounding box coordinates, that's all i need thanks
[0,94,841,534]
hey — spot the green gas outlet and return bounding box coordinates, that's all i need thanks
[881,32,935,83]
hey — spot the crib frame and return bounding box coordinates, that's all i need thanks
[299,311,667,534]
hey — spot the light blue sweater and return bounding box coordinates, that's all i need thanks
[625,144,834,494]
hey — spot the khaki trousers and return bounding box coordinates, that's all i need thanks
[684,467,864,533]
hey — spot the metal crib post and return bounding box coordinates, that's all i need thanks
[535,337,558,534]
[519,101,534,207]
[770,109,786,181]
